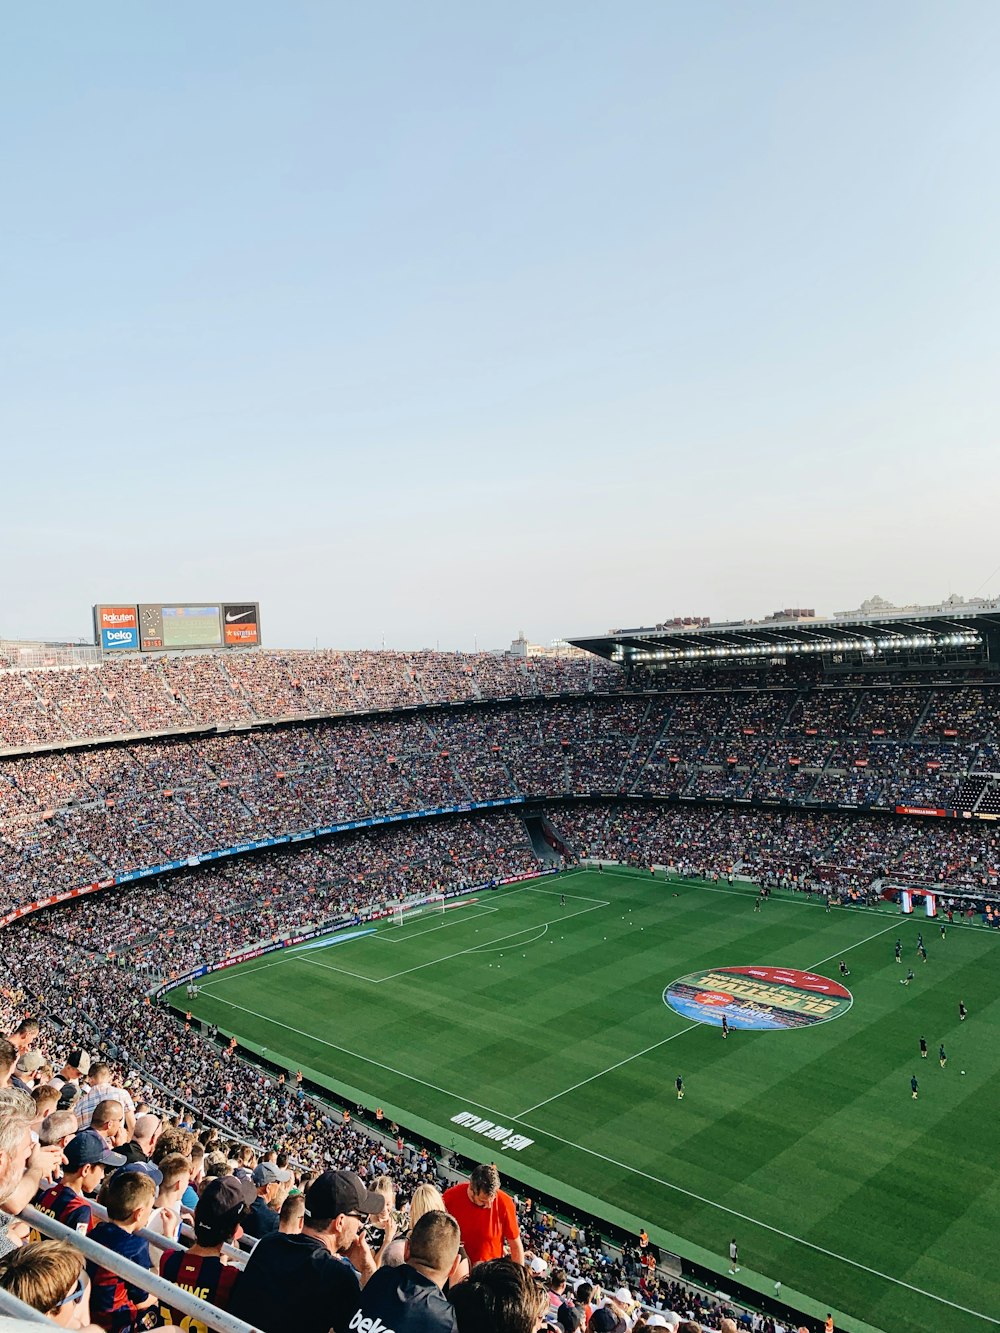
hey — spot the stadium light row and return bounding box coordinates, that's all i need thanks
[619,631,982,663]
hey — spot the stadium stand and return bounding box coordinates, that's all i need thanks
[3,642,1000,1331]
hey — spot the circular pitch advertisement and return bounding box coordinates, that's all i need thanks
[663,965,852,1031]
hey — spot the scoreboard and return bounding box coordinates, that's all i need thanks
[94,602,261,652]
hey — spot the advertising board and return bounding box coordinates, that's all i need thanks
[96,601,262,652]
[94,605,139,651]
[222,603,260,646]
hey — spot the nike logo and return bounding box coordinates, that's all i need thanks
[225,610,255,623]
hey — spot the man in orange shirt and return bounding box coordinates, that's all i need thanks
[443,1163,524,1266]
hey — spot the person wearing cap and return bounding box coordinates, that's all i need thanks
[159,1175,255,1326]
[16,1050,47,1082]
[588,1308,627,1333]
[36,1131,126,1236]
[347,1210,461,1333]
[12,1050,46,1094]
[243,1159,292,1237]
[52,1050,91,1097]
[229,1168,386,1333]
[443,1163,524,1268]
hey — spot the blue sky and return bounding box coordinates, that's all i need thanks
[2,2,999,649]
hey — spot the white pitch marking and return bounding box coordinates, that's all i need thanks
[514,915,900,1117]
[189,987,996,1327]
[516,1023,699,1117]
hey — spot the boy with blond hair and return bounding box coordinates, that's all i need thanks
[88,1167,160,1331]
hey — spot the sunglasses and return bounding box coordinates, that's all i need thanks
[56,1274,87,1308]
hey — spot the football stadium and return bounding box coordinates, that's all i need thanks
[6,7,1000,1333]
[3,607,1000,1333]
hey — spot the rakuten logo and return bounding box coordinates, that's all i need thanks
[99,607,137,628]
[349,1312,395,1333]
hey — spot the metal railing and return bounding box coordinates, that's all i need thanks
[73,1195,250,1266]
[0,1286,52,1325]
[22,1206,261,1333]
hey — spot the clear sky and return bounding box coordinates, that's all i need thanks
[3,2,999,649]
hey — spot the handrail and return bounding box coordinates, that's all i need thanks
[0,1287,53,1325]
[80,1196,248,1267]
[22,1206,260,1333]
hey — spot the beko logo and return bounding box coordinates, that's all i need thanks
[349,1313,395,1333]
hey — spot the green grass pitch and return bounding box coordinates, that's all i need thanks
[174,868,1000,1333]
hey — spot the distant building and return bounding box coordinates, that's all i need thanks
[508,632,589,659]
[834,593,999,619]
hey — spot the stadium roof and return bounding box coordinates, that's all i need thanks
[568,604,1000,665]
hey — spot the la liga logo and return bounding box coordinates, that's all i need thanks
[663,965,852,1031]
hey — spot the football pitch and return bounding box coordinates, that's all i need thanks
[174,868,1000,1333]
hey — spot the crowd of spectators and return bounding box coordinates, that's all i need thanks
[0,650,620,749]
[8,652,1000,1329]
[547,803,1000,901]
[0,805,776,1333]
[4,676,1000,916]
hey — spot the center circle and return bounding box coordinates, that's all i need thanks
[663,964,853,1031]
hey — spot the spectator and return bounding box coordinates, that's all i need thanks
[30,1082,61,1127]
[52,1051,91,1098]
[0,1040,18,1091]
[444,1163,524,1267]
[74,1065,137,1139]
[147,1153,192,1262]
[278,1191,305,1234]
[86,1167,160,1332]
[450,1257,549,1333]
[229,1168,385,1333]
[0,1088,64,1257]
[118,1114,161,1166]
[0,1237,97,1329]
[36,1131,125,1235]
[90,1101,128,1152]
[243,1159,292,1238]
[39,1110,80,1154]
[158,1175,254,1325]
[348,1209,461,1332]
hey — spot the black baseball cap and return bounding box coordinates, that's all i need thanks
[195,1175,257,1243]
[589,1312,626,1333]
[304,1170,385,1220]
[64,1131,126,1172]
